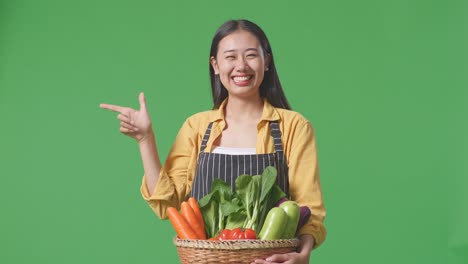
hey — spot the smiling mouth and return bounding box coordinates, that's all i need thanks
[232,76,253,82]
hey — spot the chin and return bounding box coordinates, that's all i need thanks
[227,89,260,99]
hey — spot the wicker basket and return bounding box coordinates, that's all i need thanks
[173,237,299,264]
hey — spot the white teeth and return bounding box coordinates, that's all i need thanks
[233,76,252,82]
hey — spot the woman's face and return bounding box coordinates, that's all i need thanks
[211,30,270,100]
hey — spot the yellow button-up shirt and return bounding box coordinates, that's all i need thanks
[141,99,327,248]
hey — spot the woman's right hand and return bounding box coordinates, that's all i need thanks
[100,92,153,143]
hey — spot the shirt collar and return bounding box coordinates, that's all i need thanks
[209,98,280,122]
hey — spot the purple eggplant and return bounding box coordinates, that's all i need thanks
[296,206,311,232]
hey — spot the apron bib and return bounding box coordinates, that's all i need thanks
[191,121,289,200]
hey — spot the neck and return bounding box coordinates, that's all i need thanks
[224,96,264,120]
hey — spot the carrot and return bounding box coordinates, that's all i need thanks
[181,201,206,239]
[188,197,205,235]
[166,207,199,239]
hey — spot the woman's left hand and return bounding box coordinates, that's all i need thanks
[251,234,314,264]
[251,251,310,264]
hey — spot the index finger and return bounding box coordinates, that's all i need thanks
[100,103,125,113]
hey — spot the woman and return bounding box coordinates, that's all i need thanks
[100,19,326,264]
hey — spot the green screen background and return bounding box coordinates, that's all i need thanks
[0,0,465,263]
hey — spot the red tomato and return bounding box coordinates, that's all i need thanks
[229,228,257,240]
[218,229,232,240]
[243,228,257,239]
[230,228,243,239]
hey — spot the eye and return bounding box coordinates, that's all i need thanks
[246,53,258,58]
[225,55,236,60]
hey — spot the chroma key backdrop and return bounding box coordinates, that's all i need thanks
[0,0,465,263]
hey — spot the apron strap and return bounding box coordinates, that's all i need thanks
[199,122,213,153]
[269,121,288,197]
[269,121,284,153]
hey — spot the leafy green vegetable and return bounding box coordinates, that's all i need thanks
[200,192,219,238]
[198,166,286,237]
[241,167,286,233]
[260,167,277,202]
[224,211,246,230]
[212,179,233,202]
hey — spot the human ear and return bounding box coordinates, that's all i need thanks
[210,56,219,74]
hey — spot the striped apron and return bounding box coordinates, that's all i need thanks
[191,121,289,201]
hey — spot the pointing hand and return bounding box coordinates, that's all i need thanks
[100,92,153,142]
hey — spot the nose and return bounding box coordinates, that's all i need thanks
[235,58,249,71]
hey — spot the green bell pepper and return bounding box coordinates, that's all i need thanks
[279,201,300,239]
[259,201,301,240]
[258,207,288,240]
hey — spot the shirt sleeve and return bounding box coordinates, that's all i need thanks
[140,117,199,219]
[287,119,327,249]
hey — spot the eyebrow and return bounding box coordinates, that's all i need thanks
[223,48,258,53]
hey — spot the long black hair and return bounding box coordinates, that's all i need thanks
[209,19,291,110]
